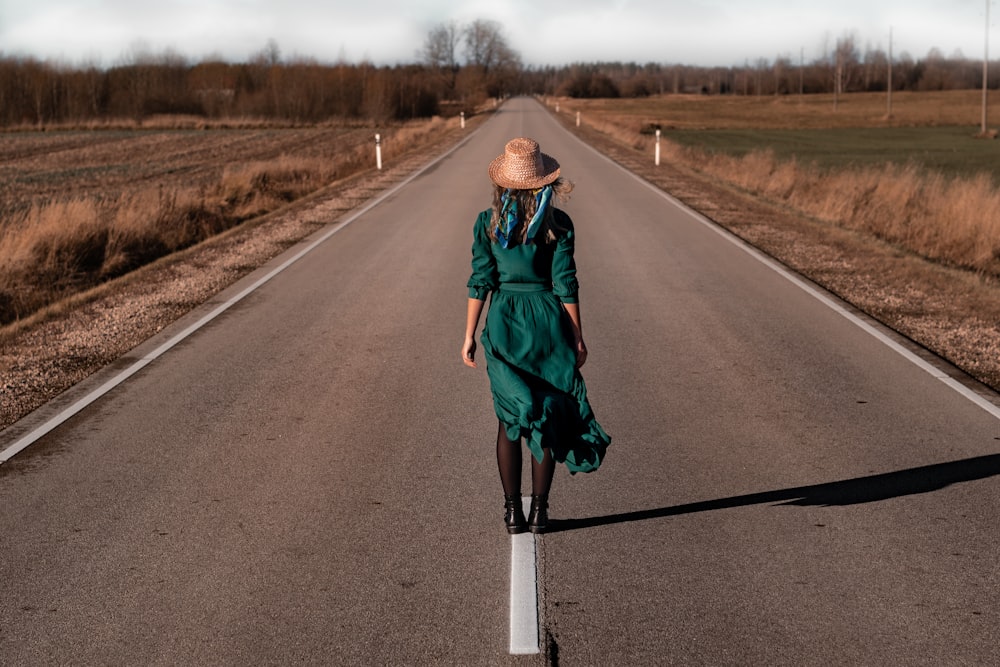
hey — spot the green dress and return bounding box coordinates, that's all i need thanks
[467,208,611,474]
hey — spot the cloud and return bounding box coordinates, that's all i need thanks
[0,0,989,66]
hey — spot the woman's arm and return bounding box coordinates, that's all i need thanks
[562,301,588,369]
[462,297,486,367]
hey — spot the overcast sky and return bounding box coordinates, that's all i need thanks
[0,0,993,67]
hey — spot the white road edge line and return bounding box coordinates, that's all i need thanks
[0,130,479,465]
[510,495,540,655]
[567,127,1000,425]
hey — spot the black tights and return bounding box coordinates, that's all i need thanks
[496,422,554,498]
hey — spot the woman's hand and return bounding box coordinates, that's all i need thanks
[463,299,486,368]
[574,337,588,369]
[462,336,478,368]
[561,302,586,368]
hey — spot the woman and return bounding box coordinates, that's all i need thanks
[462,137,611,534]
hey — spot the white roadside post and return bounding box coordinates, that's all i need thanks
[555,102,560,112]
[575,111,580,127]
[655,129,661,166]
[460,111,466,129]
[375,133,382,170]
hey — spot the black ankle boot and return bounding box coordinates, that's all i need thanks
[504,494,527,534]
[528,494,548,534]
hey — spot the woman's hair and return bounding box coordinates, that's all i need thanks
[488,177,574,244]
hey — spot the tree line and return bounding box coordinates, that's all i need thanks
[0,50,445,126]
[1,23,996,127]
[525,34,1000,98]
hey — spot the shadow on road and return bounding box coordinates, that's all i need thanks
[547,453,1000,533]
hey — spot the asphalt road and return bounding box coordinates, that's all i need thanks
[2,97,999,666]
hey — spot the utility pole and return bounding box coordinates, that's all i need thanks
[887,27,894,119]
[800,47,804,97]
[834,47,841,111]
[982,0,991,135]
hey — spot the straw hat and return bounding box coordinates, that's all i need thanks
[488,137,561,189]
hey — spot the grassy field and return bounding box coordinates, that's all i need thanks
[564,89,996,130]
[554,90,1000,277]
[562,89,1000,178]
[663,126,1000,182]
[0,116,457,325]
[0,123,376,214]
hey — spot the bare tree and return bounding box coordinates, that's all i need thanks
[462,19,521,99]
[833,33,861,108]
[773,55,794,94]
[755,57,768,95]
[421,21,462,98]
[250,40,283,116]
[255,39,281,67]
[463,19,518,74]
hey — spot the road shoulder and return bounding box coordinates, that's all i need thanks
[551,105,1000,400]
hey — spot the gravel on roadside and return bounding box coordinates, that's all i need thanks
[0,128,469,431]
[560,113,1000,403]
[3,106,1000,435]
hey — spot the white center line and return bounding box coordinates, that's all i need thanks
[510,496,540,655]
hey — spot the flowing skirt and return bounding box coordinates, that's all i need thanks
[482,285,610,473]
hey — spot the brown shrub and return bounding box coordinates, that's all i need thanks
[0,199,106,318]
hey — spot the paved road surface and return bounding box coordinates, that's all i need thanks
[2,98,999,665]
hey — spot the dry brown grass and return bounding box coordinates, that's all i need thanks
[551,101,1000,396]
[549,92,1000,277]
[0,116,450,325]
[551,90,999,130]
[0,115,366,133]
[653,144,1000,276]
